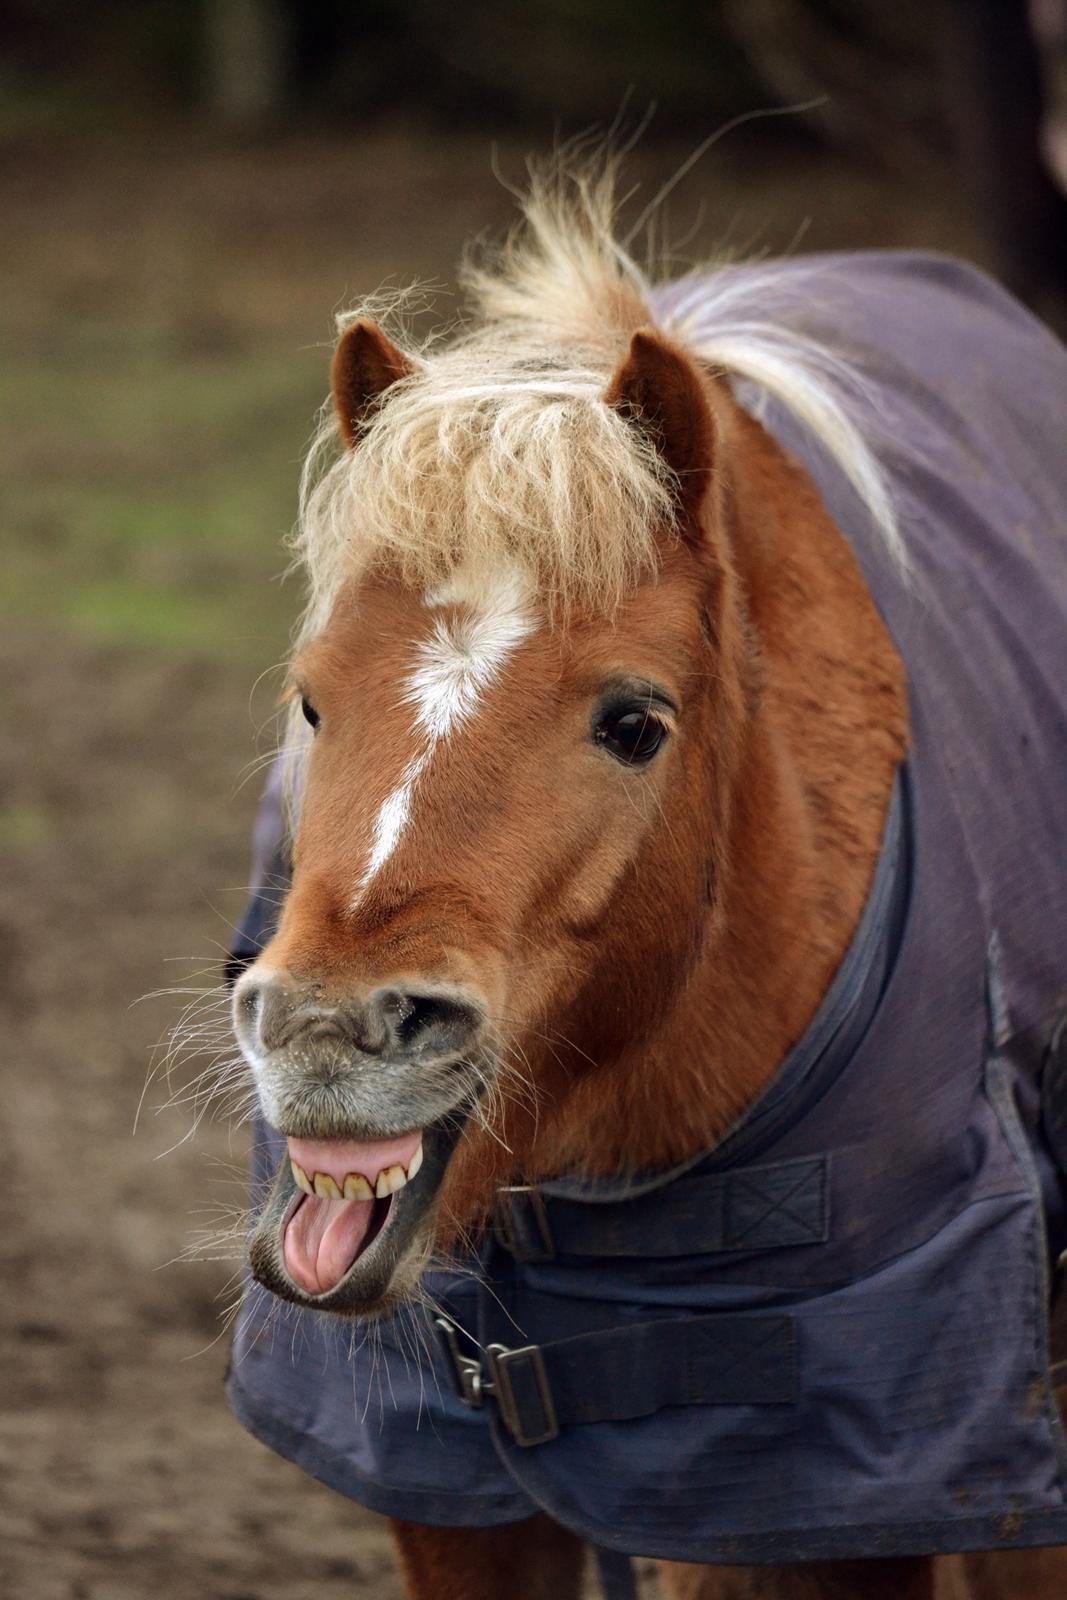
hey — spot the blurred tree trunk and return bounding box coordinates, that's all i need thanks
[203,0,288,125]
[720,0,943,166]
[942,0,1067,309]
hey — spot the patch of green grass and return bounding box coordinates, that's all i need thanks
[0,335,325,461]
[60,575,293,659]
[3,525,296,661]
[0,802,53,852]
[3,322,326,668]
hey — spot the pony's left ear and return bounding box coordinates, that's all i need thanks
[330,319,420,448]
[604,328,716,522]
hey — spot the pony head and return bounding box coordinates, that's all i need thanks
[231,163,899,1316]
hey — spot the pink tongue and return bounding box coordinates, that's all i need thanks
[283,1192,376,1295]
[282,1132,423,1296]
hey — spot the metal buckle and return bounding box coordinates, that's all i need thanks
[485,1342,560,1447]
[434,1318,559,1447]
[492,1185,556,1262]
[433,1316,485,1408]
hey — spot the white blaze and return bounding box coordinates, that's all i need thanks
[360,752,429,885]
[354,568,537,901]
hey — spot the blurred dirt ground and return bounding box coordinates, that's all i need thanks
[0,121,987,1599]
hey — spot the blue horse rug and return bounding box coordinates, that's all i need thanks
[225,253,1067,1566]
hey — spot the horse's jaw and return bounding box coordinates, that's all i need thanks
[247,1110,470,1317]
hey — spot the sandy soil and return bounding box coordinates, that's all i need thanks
[0,122,988,1599]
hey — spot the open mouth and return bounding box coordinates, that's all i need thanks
[247,1112,467,1315]
[283,1129,424,1295]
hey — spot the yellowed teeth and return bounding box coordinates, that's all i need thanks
[290,1139,423,1202]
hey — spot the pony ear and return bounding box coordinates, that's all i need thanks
[604,328,716,521]
[330,319,419,448]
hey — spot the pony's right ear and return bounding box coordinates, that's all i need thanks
[330,320,419,448]
[604,327,716,523]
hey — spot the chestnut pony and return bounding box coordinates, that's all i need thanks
[229,168,1065,1599]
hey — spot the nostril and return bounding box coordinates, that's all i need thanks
[373,989,483,1059]
[398,994,465,1048]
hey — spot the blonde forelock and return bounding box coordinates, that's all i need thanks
[291,152,901,652]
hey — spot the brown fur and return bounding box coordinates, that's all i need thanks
[330,319,418,448]
[393,1515,584,1600]
[605,328,718,518]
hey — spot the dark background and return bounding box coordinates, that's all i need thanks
[3,4,1065,1596]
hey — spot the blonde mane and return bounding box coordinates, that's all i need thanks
[292,157,900,647]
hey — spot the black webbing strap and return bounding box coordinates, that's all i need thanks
[593,1546,638,1600]
[437,1312,796,1448]
[492,1155,828,1263]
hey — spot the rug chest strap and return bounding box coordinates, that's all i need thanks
[435,1311,797,1448]
[492,1155,829,1263]
[592,1546,638,1600]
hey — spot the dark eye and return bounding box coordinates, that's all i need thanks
[595,707,667,765]
[300,696,320,731]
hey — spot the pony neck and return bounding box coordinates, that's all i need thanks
[531,397,910,1180]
